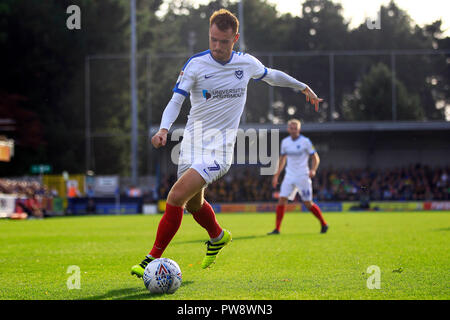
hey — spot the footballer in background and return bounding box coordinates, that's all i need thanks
[269,119,328,234]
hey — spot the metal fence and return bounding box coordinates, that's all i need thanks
[84,49,450,177]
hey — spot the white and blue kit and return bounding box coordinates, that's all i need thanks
[159,49,308,185]
[279,135,316,201]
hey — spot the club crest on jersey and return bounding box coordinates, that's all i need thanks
[235,69,244,80]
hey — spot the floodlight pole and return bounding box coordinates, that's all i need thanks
[130,0,138,185]
[329,53,335,122]
[238,0,245,53]
[268,54,274,118]
[391,52,397,121]
[238,0,247,124]
[85,56,91,172]
[146,54,153,185]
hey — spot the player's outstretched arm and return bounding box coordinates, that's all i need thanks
[262,68,323,111]
[301,86,323,112]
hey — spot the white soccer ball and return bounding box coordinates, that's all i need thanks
[143,258,182,294]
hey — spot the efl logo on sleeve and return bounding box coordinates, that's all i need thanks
[176,71,184,83]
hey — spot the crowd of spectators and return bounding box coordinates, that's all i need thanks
[0,178,54,218]
[3,164,446,217]
[313,164,449,202]
[157,164,449,203]
[205,167,273,203]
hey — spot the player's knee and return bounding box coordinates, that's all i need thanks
[304,201,313,209]
[167,188,188,207]
[278,197,288,205]
[185,200,202,214]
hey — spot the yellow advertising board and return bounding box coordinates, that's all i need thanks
[42,174,85,199]
[0,145,11,162]
[370,201,422,211]
[342,201,421,211]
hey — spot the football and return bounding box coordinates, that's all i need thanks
[143,258,182,294]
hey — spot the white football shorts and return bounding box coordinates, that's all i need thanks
[279,174,313,201]
[177,160,231,185]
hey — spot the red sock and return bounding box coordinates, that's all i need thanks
[310,203,327,226]
[149,203,183,258]
[191,201,222,239]
[275,204,286,231]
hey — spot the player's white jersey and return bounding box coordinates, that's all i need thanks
[174,49,267,164]
[281,135,316,177]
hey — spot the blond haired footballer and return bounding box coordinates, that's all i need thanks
[131,9,323,277]
[269,119,328,235]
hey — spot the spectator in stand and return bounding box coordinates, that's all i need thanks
[16,191,44,219]
[86,198,96,214]
[86,185,95,198]
[128,185,142,197]
[67,183,80,198]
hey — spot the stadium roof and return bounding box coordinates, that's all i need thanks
[0,119,15,133]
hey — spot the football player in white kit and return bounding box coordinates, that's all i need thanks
[268,119,328,235]
[131,9,323,277]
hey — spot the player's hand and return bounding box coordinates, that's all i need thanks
[302,86,323,112]
[272,174,279,188]
[151,129,168,148]
[309,169,316,178]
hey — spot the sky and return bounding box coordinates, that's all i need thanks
[183,0,449,37]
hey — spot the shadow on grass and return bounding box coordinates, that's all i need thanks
[173,232,319,245]
[433,227,450,232]
[173,234,272,245]
[83,281,194,300]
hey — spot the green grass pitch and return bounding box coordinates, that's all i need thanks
[0,211,449,300]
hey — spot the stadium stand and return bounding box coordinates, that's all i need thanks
[0,178,62,218]
[157,165,449,203]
